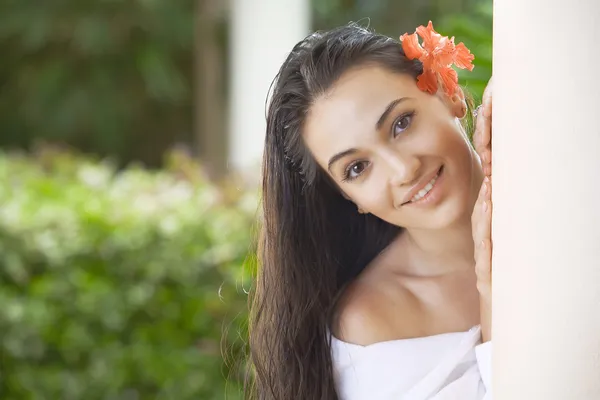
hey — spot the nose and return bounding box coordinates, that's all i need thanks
[385,152,421,188]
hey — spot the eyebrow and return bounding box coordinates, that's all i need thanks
[327,148,358,173]
[376,97,411,130]
[327,97,412,173]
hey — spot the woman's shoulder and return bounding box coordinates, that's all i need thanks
[332,275,424,346]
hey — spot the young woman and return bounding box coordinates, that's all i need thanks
[248,21,494,400]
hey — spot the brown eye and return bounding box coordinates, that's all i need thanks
[393,112,414,137]
[344,161,368,181]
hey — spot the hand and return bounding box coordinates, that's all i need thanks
[472,176,492,342]
[474,78,493,177]
[471,78,493,342]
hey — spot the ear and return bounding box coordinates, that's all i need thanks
[447,87,468,119]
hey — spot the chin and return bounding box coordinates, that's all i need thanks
[389,192,472,231]
[434,192,473,228]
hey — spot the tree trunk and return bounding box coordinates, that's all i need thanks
[195,0,226,179]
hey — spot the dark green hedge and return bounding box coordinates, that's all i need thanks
[0,148,255,399]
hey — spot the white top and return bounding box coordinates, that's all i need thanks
[331,325,492,400]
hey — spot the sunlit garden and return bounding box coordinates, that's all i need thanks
[0,1,491,398]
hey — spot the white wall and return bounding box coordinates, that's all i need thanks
[493,0,600,398]
[228,0,310,179]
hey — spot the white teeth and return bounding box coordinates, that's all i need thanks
[410,174,439,202]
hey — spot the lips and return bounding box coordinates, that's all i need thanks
[400,166,443,206]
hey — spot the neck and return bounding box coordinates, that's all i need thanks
[380,215,475,277]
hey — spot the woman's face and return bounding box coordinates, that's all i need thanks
[303,65,483,231]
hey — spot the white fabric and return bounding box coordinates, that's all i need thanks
[331,325,492,400]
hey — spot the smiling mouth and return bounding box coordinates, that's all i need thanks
[401,166,444,206]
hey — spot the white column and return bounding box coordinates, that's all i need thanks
[493,0,600,398]
[228,0,310,180]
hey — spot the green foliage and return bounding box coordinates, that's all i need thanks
[0,148,255,399]
[0,1,196,165]
[439,1,493,102]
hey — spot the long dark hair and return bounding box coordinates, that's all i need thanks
[246,24,424,399]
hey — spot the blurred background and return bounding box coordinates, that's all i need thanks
[0,0,491,398]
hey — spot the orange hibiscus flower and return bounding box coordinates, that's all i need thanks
[400,21,475,97]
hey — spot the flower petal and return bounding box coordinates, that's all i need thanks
[454,42,475,71]
[416,69,439,95]
[400,33,425,60]
[433,36,456,67]
[405,21,475,97]
[417,21,442,53]
[438,66,459,97]
[421,54,435,71]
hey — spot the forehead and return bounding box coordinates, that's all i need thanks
[303,66,420,165]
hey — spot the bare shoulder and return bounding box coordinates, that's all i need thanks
[332,277,421,346]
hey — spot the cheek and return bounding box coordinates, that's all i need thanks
[428,119,473,162]
[437,125,480,198]
[348,177,392,213]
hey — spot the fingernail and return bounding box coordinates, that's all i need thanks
[484,176,490,184]
[483,201,488,212]
[482,182,488,195]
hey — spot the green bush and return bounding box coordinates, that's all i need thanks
[0,148,256,399]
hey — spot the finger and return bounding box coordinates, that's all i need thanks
[476,108,491,152]
[482,153,492,177]
[475,182,492,286]
[474,105,486,153]
[481,106,492,152]
[480,80,493,147]
[471,178,487,230]
[483,77,493,119]
[475,111,492,178]
[480,147,492,167]
[475,237,493,293]
[474,116,491,167]
[475,178,492,249]
[484,166,491,178]
[471,180,489,262]
[474,78,493,150]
